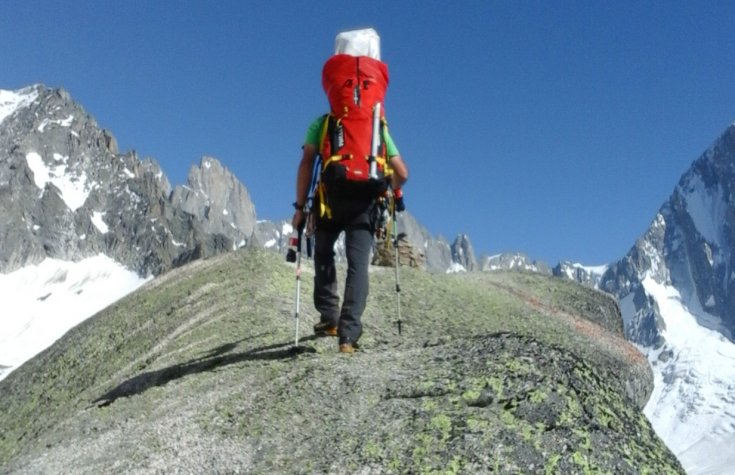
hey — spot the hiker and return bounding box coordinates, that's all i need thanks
[292,29,408,353]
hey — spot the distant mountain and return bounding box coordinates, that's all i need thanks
[598,123,735,474]
[0,85,256,277]
[451,233,477,271]
[479,252,551,274]
[553,262,608,288]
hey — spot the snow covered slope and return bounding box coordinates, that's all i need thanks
[0,86,39,124]
[0,255,148,381]
[635,277,735,474]
[601,123,735,475]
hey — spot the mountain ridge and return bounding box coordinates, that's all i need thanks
[0,84,556,277]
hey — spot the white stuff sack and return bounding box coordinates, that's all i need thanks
[334,28,381,60]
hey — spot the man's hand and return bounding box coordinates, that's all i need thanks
[395,195,405,212]
[292,209,305,230]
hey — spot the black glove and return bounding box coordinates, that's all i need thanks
[395,195,405,212]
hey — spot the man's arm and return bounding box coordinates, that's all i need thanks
[389,155,408,189]
[292,144,317,228]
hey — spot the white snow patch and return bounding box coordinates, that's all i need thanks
[264,239,277,249]
[123,168,135,178]
[25,152,90,211]
[573,263,609,276]
[25,152,50,189]
[282,222,294,237]
[37,115,74,132]
[0,255,150,381]
[639,276,735,475]
[446,262,467,273]
[91,212,109,234]
[0,87,39,125]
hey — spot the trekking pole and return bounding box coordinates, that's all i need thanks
[368,103,381,179]
[289,154,322,354]
[390,189,403,335]
[290,224,305,352]
[304,154,322,257]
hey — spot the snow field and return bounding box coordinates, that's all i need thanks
[0,256,149,381]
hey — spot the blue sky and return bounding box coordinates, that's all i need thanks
[3,1,735,266]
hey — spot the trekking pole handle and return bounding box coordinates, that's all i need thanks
[369,103,381,179]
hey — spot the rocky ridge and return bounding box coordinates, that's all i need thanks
[0,250,682,474]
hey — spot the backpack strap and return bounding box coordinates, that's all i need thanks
[317,114,333,219]
[316,114,391,220]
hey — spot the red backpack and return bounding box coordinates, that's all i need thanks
[317,54,391,217]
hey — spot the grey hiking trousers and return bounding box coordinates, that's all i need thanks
[313,200,376,345]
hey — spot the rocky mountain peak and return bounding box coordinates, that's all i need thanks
[451,233,477,271]
[601,123,735,343]
[0,85,257,276]
[170,156,256,248]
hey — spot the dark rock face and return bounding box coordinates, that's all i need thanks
[396,211,453,272]
[372,233,425,268]
[170,157,256,247]
[0,85,256,276]
[451,233,477,271]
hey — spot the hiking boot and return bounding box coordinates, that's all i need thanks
[339,343,355,353]
[313,321,338,337]
[338,340,360,353]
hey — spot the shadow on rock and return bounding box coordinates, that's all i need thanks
[92,335,317,408]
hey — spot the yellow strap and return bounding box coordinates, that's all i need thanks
[317,115,335,219]
[379,117,394,177]
[317,182,332,219]
[318,114,331,155]
[324,154,345,169]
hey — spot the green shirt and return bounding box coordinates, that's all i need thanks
[304,115,400,157]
